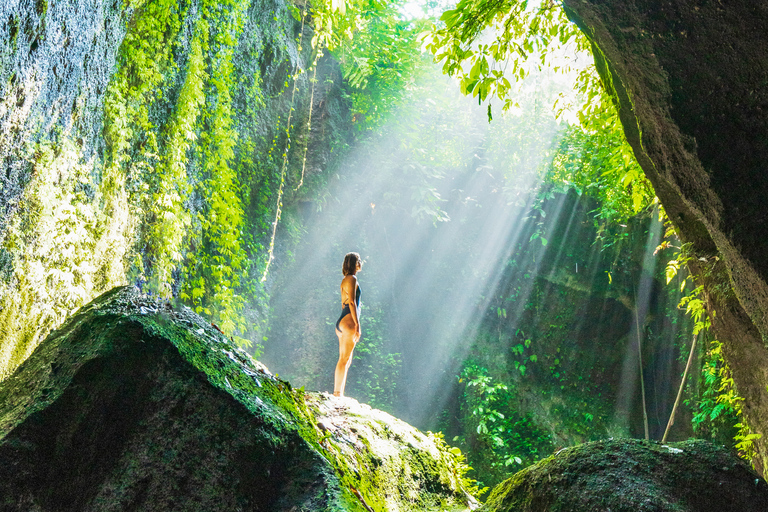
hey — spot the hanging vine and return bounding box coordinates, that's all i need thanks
[180,0,249,337]
[260,10,308,283]
[295,52,320,192]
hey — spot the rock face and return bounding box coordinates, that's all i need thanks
[0,0,132,230]
[561,0,768,474]
[481,438,768,512]
[0,0,350,380]
[0,287,475,511]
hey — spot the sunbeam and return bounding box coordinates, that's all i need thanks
[261,60,577,428]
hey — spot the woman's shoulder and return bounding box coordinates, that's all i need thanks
[342,274,358,285]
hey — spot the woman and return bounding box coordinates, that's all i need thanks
[334,252,362,397]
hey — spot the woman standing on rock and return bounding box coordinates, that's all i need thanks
[334,252,362,397]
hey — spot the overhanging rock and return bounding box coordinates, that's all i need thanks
[560,0,768,474]
[0,286,476,511]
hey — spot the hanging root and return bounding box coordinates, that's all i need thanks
[261,11,307,283]
[295,53,319,192]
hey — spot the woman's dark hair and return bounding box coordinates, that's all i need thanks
[342,252,362,276]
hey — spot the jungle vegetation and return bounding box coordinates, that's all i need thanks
[0,0,751,493]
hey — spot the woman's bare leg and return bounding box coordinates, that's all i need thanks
[334,328,357,397]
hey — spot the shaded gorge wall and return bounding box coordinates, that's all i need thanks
[561,0,768,475]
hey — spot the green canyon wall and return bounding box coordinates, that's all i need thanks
[0,0,348,377]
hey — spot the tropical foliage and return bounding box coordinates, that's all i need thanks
[426,0,654,222]
[0,0,748,490]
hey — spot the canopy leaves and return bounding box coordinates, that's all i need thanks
[425,0,654,222]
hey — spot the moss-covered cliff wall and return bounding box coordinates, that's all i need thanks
[560,0,768,473]
[0,0,349,378]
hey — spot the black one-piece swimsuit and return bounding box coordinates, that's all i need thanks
[335,284,361,332]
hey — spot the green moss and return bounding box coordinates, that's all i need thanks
[0,139,112,379]
[180,0,249,337]
[95,0,188,303]
[303,396,477,511]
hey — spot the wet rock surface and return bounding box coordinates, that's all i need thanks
[0,0,131,231]
[481,438,768,512]
[0,286,474,511]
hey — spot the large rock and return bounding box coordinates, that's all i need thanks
[561,0,768,474]
[481,438,768,512]
[0,286,476,511]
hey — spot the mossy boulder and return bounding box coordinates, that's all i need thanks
[481,438,768,512]
[0,286,476,511]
